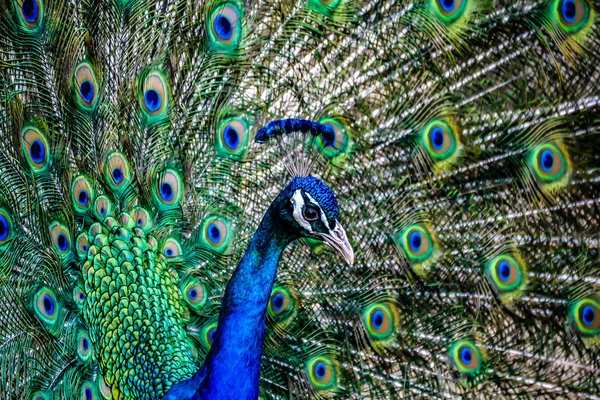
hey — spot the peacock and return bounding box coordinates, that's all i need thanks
[1,0,600,399]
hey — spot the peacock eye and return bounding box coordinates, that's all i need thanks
[303,206,319,221]
[557,0,589,32]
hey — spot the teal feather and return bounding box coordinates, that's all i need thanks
[1,0,600,399]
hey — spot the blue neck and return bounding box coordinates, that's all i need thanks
[165,198,294,400]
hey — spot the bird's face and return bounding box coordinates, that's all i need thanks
[280,176,354,265]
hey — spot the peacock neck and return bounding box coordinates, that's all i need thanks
[198,199,293,399]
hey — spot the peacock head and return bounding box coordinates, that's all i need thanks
[276,175,354,265]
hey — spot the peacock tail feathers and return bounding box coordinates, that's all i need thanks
[1,0,600,399]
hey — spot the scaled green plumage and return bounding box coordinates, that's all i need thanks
[1,0,600,399]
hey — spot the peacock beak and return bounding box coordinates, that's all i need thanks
[317,220,354,266]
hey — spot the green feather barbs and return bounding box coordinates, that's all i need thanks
[21,126,49,170]
[74,62,99,110]
[14,0,43,30]
[208,3,243,51]
[568,297,600,346]
[306,356,338,391]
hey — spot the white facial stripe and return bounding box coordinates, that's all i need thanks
[291,190,312,231]
[305,193,329,229]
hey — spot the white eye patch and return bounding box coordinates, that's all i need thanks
[291,190,312,231]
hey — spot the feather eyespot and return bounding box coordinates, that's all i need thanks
[209,4,242,49]
[403,225,434,261]
[74,287,86,305]
[16,0,43,29]
[74,62,99,109]
[154,169,182,207]
[104,152,131,190]
[201,216,232,252]
[99,376,111,399]
[140,71,169,119]
[80,383,96,400]
[306,356,337,391]
[361,303,397,341]
[162,238,182,259]
[132,208,152,230]
[76,233,90,260]
[569,298,600,340]
[557,0,590,32]
[50,222,71,256]
[485,254,526,295]
[94,196,112,219]
[32,392,49,400]
[216,118,249,156]
[433,0,466,21]
[33,287,59,325]
[448,340,483,376]
[22,126,49,170]
[268,287,294,317]
[77,330,92,361]
[529,143,570,187]
[422,120,459,162]
[71,176,94,212]
[200,322,218,350]
[0,209,14,247]
[318,118,350,158]
[183,279,208,312]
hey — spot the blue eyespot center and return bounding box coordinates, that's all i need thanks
[30,139,45,163]
[22,0,39,23]
[582,305,595,326]
[137,218,143,227]
[214,14,233,40]
[209,328,216,343]
[100,207,106,216]
[79,292,85,300]
[460,347,472,364]
[112,167,123,183]
[497,260,511,282]
[372,310,384,330]
[189,288,197,300]
[430,127,444,150]
[80,80,94,103]
[43,294,54,315]
[272,293,284,311]
[160,182,174,201]
[82,244,88,252]
[57,233,68,251]
[223,126,239,149]
[540,149,554,173]
[562,0,577,23]
[144,89,162,112]
[208,223,221,242]
[315,362,326,380]
[82,337,89,351]
[165,248,173,257]
[85,387,92,400]
[78,190,89,206]
[441,0,455,12]
[409,231,422,252]
[0,215,9,241]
